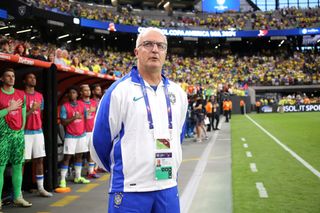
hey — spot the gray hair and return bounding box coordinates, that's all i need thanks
[135,27,167,48]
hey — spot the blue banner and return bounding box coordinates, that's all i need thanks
[202,0,240,13]
[0,8,8,19]
[80,18,320,38]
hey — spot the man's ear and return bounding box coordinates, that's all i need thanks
[134,48,138,57]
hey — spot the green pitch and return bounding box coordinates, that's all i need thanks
[231,112,320,213]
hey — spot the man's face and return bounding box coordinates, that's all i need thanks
[33,49,40,56]
[68,89,78,101]
[1,71,15,87]
[93,86,102,98]
[24,73,37,87]
[56,50,62,58]
[2,43,9,52]
[81,86,91,98]
[134,31,167,73]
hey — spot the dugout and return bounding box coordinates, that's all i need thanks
[0,53,115,198]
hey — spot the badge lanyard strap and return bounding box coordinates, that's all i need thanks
[138,74,172,131]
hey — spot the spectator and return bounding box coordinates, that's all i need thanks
[48,52,55,63]
[62,50,71,66]
[28,46,47,61]
[14,43,27,56]
[71,57,81,68]
[54,48,67,66]
[0,39,11,53]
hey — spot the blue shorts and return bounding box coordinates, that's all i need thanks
[108,186,180,213]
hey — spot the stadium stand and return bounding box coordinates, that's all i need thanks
[1,35,319,99]
[24,0,320,30]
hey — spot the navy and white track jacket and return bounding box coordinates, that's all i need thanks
[91,66,188,193]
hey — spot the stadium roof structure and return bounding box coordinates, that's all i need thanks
[111,0,196,10]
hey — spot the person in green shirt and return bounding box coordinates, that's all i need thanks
[0,68,32,210]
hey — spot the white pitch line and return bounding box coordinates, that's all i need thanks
[180,124,220,213]
[243,143,248,148]
[250,163,258,172]
[256,182,268,198]
[246,115,320,179]
[241,137,246,141]
[246,151,252,158]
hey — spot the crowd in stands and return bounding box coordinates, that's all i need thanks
[25,0,320,30]
[278,93,320,105]
[256,94,320,107]
[1,35,320,99]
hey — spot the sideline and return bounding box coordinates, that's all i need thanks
[180,126,220,213]
[245,114,320,178]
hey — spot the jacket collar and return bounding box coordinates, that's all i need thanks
[130,66,170,86]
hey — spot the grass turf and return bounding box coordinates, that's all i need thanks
[231,112,320,213]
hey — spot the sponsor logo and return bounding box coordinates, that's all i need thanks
[114,193,123,206]
[18,57,34,65]
[137,27,236,38]
[133,96,143,102]
[301,28,319,34]
[75,68,84,74]
[261,106,273,113]
[18,5,26,16]
[169,92,176,104]
[302,28,308,34]
[258,30,268,37]
[0,54,11,60]
[61,65,71,71]
[108,23,116,32]
[217,0,225,5]
[215,0,227,10]
[281,104,320,112]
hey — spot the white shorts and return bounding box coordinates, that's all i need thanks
[86,132,93,151]
[63,136,88,155]
[24,133,46,160]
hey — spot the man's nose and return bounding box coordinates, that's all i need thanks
[151,43,159,52]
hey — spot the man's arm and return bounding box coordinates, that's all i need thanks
[59,105,80,126]
[180,91,188,144]
[26,101,41,117]
[21,95,26,129]
[0,99,22,118]
[91,89,122,172]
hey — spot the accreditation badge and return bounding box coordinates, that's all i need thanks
[155,138,173,180]
[156,138,171,149]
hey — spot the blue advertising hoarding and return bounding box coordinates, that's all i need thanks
[0,8,8,19]
[80,18,320,38]
[202,0,240,13]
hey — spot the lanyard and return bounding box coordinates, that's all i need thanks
[138,74,172,130]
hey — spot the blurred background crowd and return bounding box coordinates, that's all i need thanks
[1,35,320,100]
[24,0,320,30]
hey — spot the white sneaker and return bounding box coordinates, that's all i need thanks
[13,196,32,207]
[39,189,53,197]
